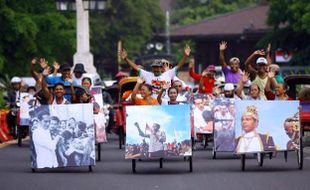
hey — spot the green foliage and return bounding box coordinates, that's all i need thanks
[259,0,310,66]
[0,0,76,76]
[171,0,258,26]
[90,0,165,62]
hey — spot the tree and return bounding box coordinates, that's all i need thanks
[171,0,258,27]
[0,0,76,76]
[258,0,310,65]
[89,0,165,76]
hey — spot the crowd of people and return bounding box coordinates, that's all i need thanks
[3,41,308,157]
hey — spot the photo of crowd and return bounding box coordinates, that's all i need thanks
[29,104,95,169]
[213,98,236,151]
[235,100,300,153]
[125,105,192,159]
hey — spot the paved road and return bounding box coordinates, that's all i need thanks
[1,135,310,190]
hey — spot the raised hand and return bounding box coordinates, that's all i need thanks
[66,77,73,84]
[201,70,208,77]
[161,82,169,90]
[119,49,128,60]
[184,44,191,57]
[254,49,266,56]
[267,43,271,53]
[137,77,145,84]
[42,66,52,77]
[268,70,275,78]
[31,57,37,65]
[241,72,250,83]
[188,58,195,69]
[39,58,48,69]
[219,41,227,51]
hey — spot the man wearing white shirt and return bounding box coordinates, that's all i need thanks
[32,109,60,168]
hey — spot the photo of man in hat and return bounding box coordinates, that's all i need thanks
[235,105,276,153]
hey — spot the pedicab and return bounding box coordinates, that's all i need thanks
[114,77,138,149]
[284,74,310,170]
[30,85,95,172]
[238,75,309,171]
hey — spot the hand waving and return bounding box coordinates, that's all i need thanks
[219,41,227,51]
[184,45,191,57]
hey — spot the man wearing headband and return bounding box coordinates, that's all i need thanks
[235,105,275,153]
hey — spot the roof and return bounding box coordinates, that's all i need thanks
[169,4,270,38]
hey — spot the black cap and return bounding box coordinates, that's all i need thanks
[73,63,86,73]
[60,63,71,72]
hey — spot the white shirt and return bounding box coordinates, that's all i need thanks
[139,67,177,96]
[236,131,263,153]
[32,127,58,168]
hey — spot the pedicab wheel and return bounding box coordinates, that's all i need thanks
[97,143,101,161]
[284,151,288,162]
[159,158,163,168]
[132,159,136,173]
[241,154,246,171]
[17,126,22,147]
[119,126,123,149]
[88,166,92,172]
[212,149,216,159]
[257,153,264,167]
[189,156,193,172]
[31,168,35,173]
[297,136,303,170]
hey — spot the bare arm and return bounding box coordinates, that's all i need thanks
[265,71,277,92]
[30,58,41,82]
[156,83,169,105]
[66,77,76,102]
[131,77,144,102]
[119,48,140,71]
[236,72,249,99]
[41,67,52,103]
[266,43,272,66]
[219,41,228,68]
[175,45,191,70]
[244,50,265,76]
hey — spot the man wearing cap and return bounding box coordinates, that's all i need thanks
[219,41,243,84]
[119,46,191,96]
[72,63,86,85]
[235,105,276,153]
[189,58,216,94]
[245,49,271,100]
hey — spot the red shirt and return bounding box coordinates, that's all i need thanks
[189,68,215,94]
[265,90,293,100]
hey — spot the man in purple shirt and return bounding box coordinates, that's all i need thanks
[219,41,242,84]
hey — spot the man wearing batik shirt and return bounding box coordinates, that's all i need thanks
[119,46,191,97]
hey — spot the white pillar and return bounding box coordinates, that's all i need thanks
[73,0,97,74]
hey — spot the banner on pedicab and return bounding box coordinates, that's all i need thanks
[235,100,300,154]
[91,86,108,143]
[125,105,191,159]
[19,92,39,126]
[190,94,214,135]
[29,104,95,169]
[213,98,236,152]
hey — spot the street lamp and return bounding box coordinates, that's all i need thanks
[55,0,107,74]
[56,0,106,11]
[83,0,106,11]
[55,0,76,11]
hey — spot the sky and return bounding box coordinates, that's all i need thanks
[126,105,191,144]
